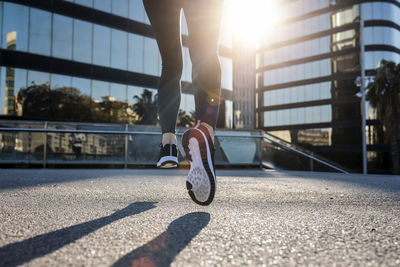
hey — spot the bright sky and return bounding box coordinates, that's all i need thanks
[225,0,281,47]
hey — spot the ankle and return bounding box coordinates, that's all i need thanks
[162,133,177,146]
[200,122,214,144]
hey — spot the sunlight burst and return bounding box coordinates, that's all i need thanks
[225,0,281,47]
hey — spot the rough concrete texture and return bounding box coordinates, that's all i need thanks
[0,169,399,266]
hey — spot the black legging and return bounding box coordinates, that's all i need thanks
[143,0,224,133]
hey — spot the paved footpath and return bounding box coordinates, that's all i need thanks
[0,168,399,266]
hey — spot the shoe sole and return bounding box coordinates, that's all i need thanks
[157,156,178,168]
[182,128,215,206]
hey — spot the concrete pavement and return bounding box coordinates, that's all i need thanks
[0,168,399,266]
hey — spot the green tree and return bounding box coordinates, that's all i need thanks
[133,89,158,125]
[367,60,400,174]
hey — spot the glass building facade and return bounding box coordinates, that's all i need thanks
[257,0,400,172]
[0,0,234,127]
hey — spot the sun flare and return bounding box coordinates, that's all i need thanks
[225,0,280,47]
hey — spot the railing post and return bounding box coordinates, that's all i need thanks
[43,121,48,168]
[258,131,263,169]
[124,124,128,169]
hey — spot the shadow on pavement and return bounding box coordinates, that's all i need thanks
[113,212,210,267]
[0,202,157,267]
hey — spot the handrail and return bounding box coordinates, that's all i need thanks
[0,127,263,138]
[264,131,351,173]
[263,134,349,174]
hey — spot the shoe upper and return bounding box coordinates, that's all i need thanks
[196,124,215,159]
[158,143,178,161]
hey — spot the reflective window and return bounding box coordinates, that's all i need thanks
[129,0,147,23]
[263,105,331,127]
[127,85,145,105]
[2,3,29,51]
[92,80,109,101]
[365,51,400,70]
[93,24,111,66]
[0,3,2,47]
[50,74,72,89]
[263,35,332,66]
[111,29,128,70]
[264,59,332,87]
[128,33,144,73]
[110,83,127,102]
[29,8,52,56]
[73,19,92,64]
[364,27,400,47]
[180,93,195,113]
[143,37,160,76]
[225,100,233,128]
[263,82,332,107]
[220,57,233,90]
[72,77,91,96]
[182,47,192,82]
[112,0,128,18]
[28,70,50,86]
[362,2,400,24]
[52,14,73,60]
[74,0,93,8]
[94,0,111,13]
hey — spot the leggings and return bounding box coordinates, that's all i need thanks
[143,0,224,133]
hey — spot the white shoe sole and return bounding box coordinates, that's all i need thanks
[182,126,216,206]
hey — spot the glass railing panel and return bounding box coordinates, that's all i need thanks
[46,122,126,164]
[0,131,44,164]
[214,130,261,166]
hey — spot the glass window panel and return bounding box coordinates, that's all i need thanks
[372,2,383,20]
[321,82,331,99]
[29,8,51,56]
[220,57,233,90]
[0,67,3,113]
[110,83,127,102]
[143,37,159,75]
[94,0,111,12]
[52,14,73,60]
[305,107,313,124]
[74,0,93,8]
[129,0,145,22]
[183,47,192,82]
[73,19,92,63]
[305,85,313,101]
[93,25,111,66]
[92,80,109,102]
[297,107,305,125]
[50,74,71,89]
[127,85,144,105]
[111,29,128,70]
[112,0,128,17]
[290,108,298,124]
[2,3,29,51]
[180,93,195,113]
[72,77,91,96]
[14,68,28,95]
[128,33,144,73]
[28,70,50,86]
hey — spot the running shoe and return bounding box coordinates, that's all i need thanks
[181,122,216,206]
[157,144,178,168]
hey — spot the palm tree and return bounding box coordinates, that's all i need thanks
[133,89,158,125]
[367,60,400,174]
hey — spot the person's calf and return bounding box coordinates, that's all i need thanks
[162,132,177,146]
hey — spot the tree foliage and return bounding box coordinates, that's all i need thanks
[367,60,400,173]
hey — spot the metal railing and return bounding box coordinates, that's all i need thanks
[0,125,348,173]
